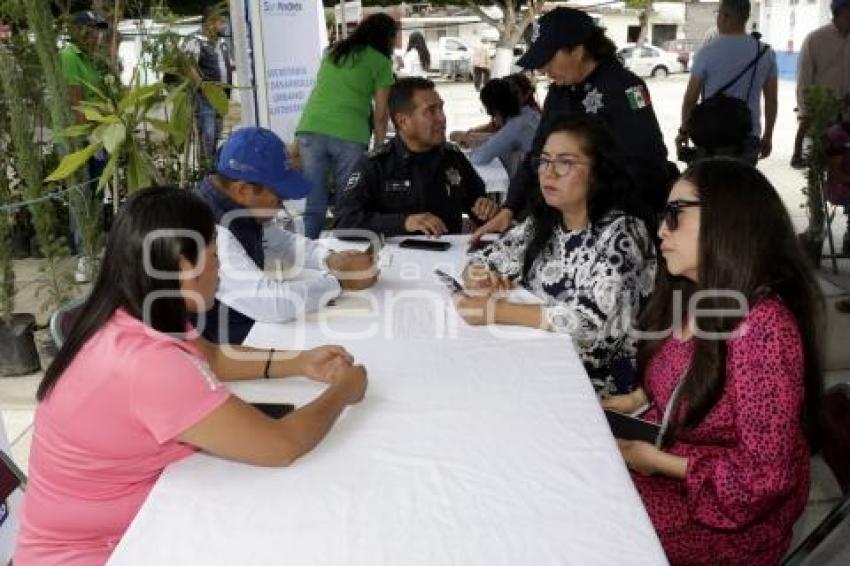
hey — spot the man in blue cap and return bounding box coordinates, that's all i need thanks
[196,127,377,344]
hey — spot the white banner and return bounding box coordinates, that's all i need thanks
[247,1,327,143]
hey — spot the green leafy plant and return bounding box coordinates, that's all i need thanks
[800,86,843,239]
[0,44,72,314]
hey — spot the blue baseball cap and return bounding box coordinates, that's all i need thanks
[832,0,850,13]
[215,127,312,200]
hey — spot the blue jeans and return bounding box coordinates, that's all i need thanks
[196,94,222,163]
[296,132,367,239]
[69,149,107,254]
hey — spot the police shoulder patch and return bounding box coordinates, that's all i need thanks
[344,171,362,192]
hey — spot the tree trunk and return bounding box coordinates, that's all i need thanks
[638,1,653,45]
[465,1,543,78]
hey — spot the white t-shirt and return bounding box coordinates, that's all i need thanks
[399,49,427,78]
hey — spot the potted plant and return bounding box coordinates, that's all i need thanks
[797,85,842,266]
[0,112,40,376]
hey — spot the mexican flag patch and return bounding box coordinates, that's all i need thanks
[625,85,651,110]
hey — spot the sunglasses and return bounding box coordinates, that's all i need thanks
[660,199,701,231]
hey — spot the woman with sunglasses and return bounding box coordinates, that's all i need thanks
[602,158,823,564]
[454,115,656,397]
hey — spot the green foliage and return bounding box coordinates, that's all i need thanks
[801,86,848,237]
[0,44,72,314]
[0,119,14,324]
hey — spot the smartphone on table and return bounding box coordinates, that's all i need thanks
[433,269,464,293]
[399,239,451,251]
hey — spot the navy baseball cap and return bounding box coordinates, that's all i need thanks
[215,127,312,200]
[71,11,108,29]
[832,0,850,13]
[518,8,597,70]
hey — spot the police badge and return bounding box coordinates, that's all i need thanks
[446,168,462,187]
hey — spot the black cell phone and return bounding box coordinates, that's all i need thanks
[251,402,296,419]
[433,269,464,293]
[399,238,451,251]
[604,410,661,445]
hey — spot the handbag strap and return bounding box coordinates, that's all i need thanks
[705,39,769,99]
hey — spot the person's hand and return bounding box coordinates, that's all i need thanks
[472,197,499,222]
[469,208,513,247]
[759,135,773,159]
[326,357,368,405]
[296,345,353,383]
[600,388,647,415]
[327,250,378,291]
[616,439,663,476]
[449,130,469,147]
[404,213,448,237]
[463,263,514,292]
[452,292,501,326]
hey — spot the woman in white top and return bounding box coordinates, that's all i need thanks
[399,32,430,78]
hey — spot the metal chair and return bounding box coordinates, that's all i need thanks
[782,382,850,565]
[48,296,86,349]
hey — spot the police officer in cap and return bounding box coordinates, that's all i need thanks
[335,77,500,237]
[472,8,671,244]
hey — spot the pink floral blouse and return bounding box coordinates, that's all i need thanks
[632,297,810,565]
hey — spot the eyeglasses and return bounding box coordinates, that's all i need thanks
[660,199,701,231]
[531,155,589,177]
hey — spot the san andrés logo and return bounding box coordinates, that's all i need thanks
[263,1,304,14]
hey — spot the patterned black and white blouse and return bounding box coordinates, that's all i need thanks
[468,210,657,397]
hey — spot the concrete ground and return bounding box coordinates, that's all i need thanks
[2,74,848,562]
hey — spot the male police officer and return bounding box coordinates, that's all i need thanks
[335,77,500,237]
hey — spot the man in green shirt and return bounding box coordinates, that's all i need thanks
[60,11,108,279]
[60,11,107,123]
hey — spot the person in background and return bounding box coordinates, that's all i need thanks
[472,39,492,91]
[61,10,109,283]
[454,115,656,397]
[335,78,500,237]
[603,158,823,565]
[16,187,368,565]
[196,127,376,345]
[398,31,430,78]
[296,13,398,239]
[505,72,541,112]
[791,0,850,169]
[676,0,777,166]
[464,78,540,178]
[472,8,670,244]
[184,5,233,163]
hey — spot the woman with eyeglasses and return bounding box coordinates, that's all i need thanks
[454,115,657,397]
[602,158,823,564]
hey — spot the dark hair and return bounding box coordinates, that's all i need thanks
[202,4,225,24]
[720,0,751,25]
[570,27,617,63]
[505,72,540,112]
[522,114,652,279]
[637,158,823,447]
[329,12,398,65]
[480,78,520,121]
[406,31,431,71]
[37,187,216,401]
[388,76,435,127]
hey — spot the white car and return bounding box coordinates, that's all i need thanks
[617,44,680,79]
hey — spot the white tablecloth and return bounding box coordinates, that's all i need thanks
[108,236,666,566]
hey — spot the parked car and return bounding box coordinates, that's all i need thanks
[662,39,701,72]
[429,36,473,80]
[617,43,680,79]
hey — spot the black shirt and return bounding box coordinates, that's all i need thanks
[505,60,671,214]
[335,137,487,236]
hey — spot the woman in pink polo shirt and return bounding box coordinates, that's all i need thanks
[16,187,368,565]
